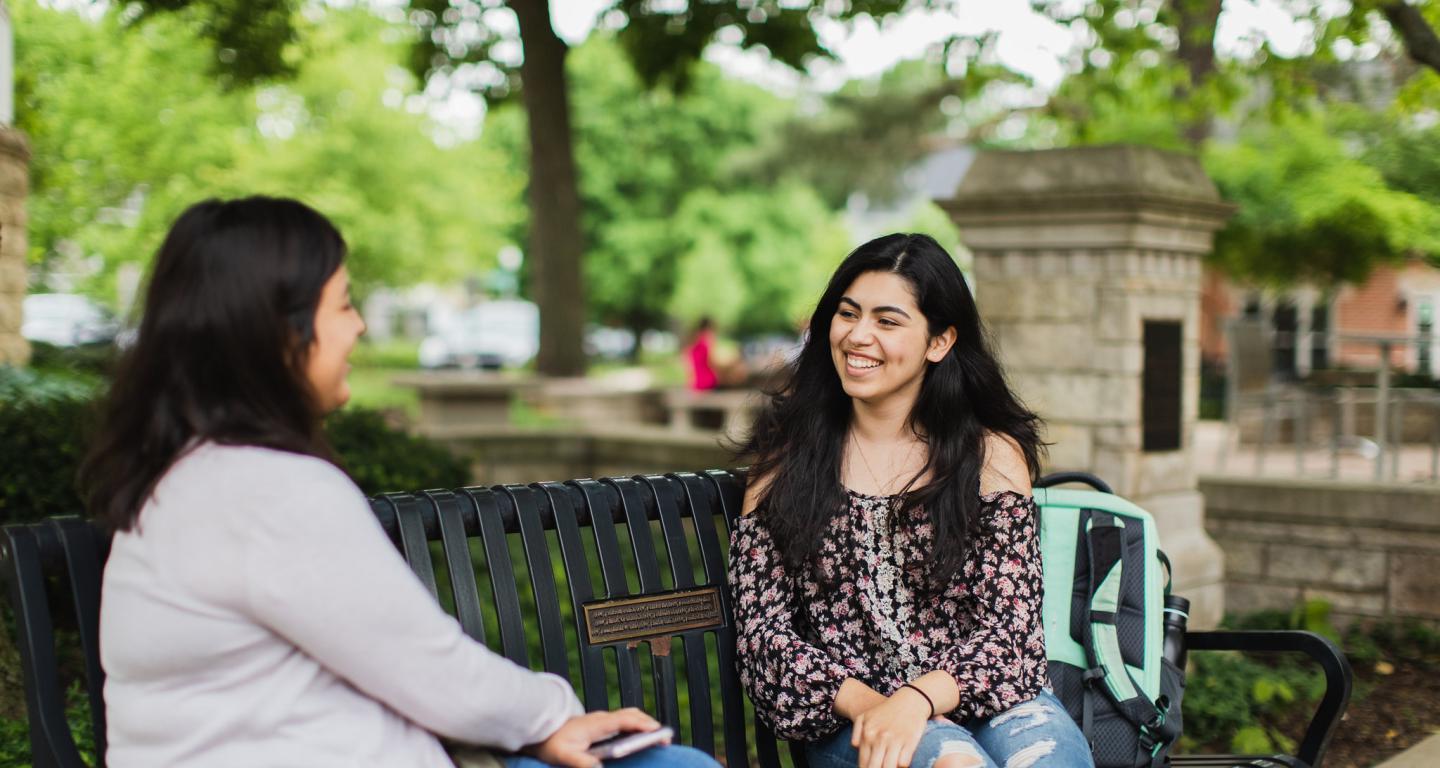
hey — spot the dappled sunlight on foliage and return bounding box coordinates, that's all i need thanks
[1205,112,1440,286]
[14,1,521,300]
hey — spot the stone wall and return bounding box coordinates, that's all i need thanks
[434,425,734,488]
[1202,474,1440,624]
[0,128,27,365]
[941,146,1235,629]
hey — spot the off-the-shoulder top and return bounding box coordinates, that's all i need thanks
[727,489,1047,742]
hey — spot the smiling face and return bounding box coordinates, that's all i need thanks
[304,266,366,414]
[828,270,955,410]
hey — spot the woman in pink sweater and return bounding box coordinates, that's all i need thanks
[82,197,718,768]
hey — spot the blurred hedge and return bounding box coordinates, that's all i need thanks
[0,366,468,525]
[0,367,100,524]
[324,407,469,495]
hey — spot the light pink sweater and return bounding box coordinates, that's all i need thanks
[100,443,582,767]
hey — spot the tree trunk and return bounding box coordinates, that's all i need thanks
[511,0,587,377]
[627,318,646,364]
[1174,0,1223,146]
[1381,1,1440,75]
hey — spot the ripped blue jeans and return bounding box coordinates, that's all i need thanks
[805,690,1094,768]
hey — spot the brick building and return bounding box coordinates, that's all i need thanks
[1201,259,1440,378]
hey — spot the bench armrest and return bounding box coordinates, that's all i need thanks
[1186,630,1353,768]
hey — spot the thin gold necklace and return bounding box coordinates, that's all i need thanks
[850,431,918,497]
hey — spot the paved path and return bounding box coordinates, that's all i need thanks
[1374,732,1440,768]
[1194,420,1440,484]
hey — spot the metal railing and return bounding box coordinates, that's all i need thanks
[1222,330,1440,482]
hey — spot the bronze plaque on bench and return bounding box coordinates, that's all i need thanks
[582,587,724,645]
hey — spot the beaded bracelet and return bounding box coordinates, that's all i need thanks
[899,683,936,718]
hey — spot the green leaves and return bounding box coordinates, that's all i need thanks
[668,183,849,336]
[129,0,300,85]
[324,407,470,495]
[545,36,847,338]
[15,2,523,300]
[1205,112,1438,286]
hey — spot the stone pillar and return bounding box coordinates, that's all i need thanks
[0,127,28,366]
[939,146,1236,628]
[1,1,12,126]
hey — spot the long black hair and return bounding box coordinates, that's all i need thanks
[738,233,1044,587]
[80,196,347,532]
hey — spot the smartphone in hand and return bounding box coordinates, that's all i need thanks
[585,726,674,760]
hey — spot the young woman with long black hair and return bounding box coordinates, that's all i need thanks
[729,234,1094,768]
[82,197,718,768]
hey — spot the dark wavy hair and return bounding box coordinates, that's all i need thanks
[80,196,347,532]
[738,233,1044,587]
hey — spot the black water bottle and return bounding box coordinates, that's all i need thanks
[1162,595,1190,669]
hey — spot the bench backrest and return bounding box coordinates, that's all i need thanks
[0,471,805,768]
[2,471,1354,768]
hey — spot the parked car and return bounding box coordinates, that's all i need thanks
[21,293,120,347]
[418,300,539,370]
[584,325,636,361]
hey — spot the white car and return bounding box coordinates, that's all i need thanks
[21,294,120,347]
[419,300,540,370]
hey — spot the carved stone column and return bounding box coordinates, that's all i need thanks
[939,145,1235,628]
[0,127,27,366]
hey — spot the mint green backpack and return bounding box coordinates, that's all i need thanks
[1035,473,1187,768]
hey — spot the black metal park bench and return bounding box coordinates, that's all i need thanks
[2,470,1352,768]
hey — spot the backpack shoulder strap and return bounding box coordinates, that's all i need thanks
[1082,513,1180,766]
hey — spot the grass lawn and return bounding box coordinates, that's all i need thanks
[344,336,692,426]
[346,365,420,419]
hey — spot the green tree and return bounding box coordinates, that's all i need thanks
[1019,1,1440,285]
[669,183,851,337]
[750,55,1029,209]
[1030,1,1440,147]
[15,3,522,300]
[568,40,788,344]
[1359,112,1440,207]
[219,10,523,290]
[14,0,252,295]
[409,0,909,376]
[1205,112,1439,286]
[487,37,847,348]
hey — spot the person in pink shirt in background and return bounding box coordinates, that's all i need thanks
[686,316,719,391]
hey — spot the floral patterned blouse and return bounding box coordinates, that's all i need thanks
[727,489,1048,742]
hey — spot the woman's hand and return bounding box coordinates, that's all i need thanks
[850,687,933,768]
[526,708,665,768]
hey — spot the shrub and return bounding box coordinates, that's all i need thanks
[324,407,470,495]
[0,367,99,525]
[1181,599,1372,755]
[0,365,100,404]
[1181,647,1323,754]
[0,365,469,526]
[27,342,118,380]
[0,683,95,767]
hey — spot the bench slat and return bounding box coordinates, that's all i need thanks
[704,469,775,767]
[610,478,681,732]
[646,476,696,589]
[390,494,440,599]
[509,486,570,679]
[577,479,630,598]
[669,476,726,757]
[424,490,487,644]
[576,479,645,709]
[467,488,530,667]
[545,482,610,711]
[2,525,93,768]
[675,473,742,765]
[642,476,716,752]
[49,518,109,762]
